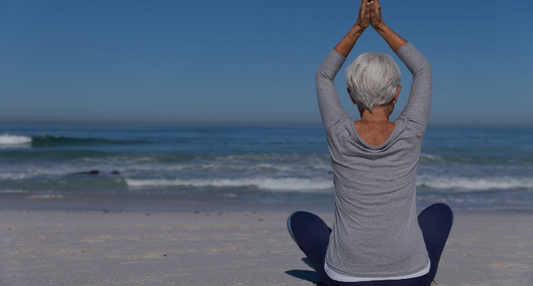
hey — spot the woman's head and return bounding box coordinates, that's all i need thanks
[345,52,401,113]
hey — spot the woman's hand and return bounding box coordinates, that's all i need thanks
[369,0,384,29]
[355,0,371,29]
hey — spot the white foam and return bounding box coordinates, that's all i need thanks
[27,194,64,199]
[0,165,89,180]
[0,189,28,194]
[0,134,32,145]
[417,176,533,191]
[125,177,333,192]
[419,153,443,161]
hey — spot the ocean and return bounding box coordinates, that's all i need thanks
[1,124,532,211]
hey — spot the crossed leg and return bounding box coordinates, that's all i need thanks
[287,203,453,286]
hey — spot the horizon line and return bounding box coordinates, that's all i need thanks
[1,120,533,129]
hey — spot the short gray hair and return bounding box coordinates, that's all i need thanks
[345,52,401,113]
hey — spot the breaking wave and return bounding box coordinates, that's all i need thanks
[0,134,32,146]
[0,133,148,148]
[417,176,533,191]
[125,177,333,192]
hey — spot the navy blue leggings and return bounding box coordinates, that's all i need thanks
[287,203,453,286]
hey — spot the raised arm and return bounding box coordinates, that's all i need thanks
[369,0,407,52]
[334,1,371,57]
[370,0,432,131]
[316,1,370,131]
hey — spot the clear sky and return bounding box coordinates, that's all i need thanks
[1,0,532,126]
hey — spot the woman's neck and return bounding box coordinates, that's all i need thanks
[355,106,396,146]
[359,106,392,123]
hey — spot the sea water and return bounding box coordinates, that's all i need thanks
[1,124,532,210]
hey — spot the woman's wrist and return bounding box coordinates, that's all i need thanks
[349,24,366,38]
[372,22,387,33]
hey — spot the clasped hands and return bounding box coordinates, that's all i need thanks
[356,0,384,30]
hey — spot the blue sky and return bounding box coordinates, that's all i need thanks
[1,0,532,126]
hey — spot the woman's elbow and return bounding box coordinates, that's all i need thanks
[422,60,432,74]
[315,69,334,86]
[414,60,432,78]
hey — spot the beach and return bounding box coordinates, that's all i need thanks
[1,196,532,286]
[3,0,532,283]
[1,125,533,285]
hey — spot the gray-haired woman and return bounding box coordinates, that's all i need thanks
[287,1,453,285]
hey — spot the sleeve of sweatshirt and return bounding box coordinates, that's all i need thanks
[395,43,433,133]
[315,49,350,133]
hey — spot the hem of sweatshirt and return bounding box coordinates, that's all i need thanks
[324,258,430,282]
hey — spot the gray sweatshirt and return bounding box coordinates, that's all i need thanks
[316,42,432,278]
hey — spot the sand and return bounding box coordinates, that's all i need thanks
[1,207,532,286]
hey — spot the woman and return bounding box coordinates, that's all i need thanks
[287,1,453,286]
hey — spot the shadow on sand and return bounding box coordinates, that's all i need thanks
[285,258,325,285]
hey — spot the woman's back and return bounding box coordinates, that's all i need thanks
[316,42,433,278]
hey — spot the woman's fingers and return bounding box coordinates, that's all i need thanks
[371,0,381,14]
[369,0,383,28]
[356,0,371,28]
